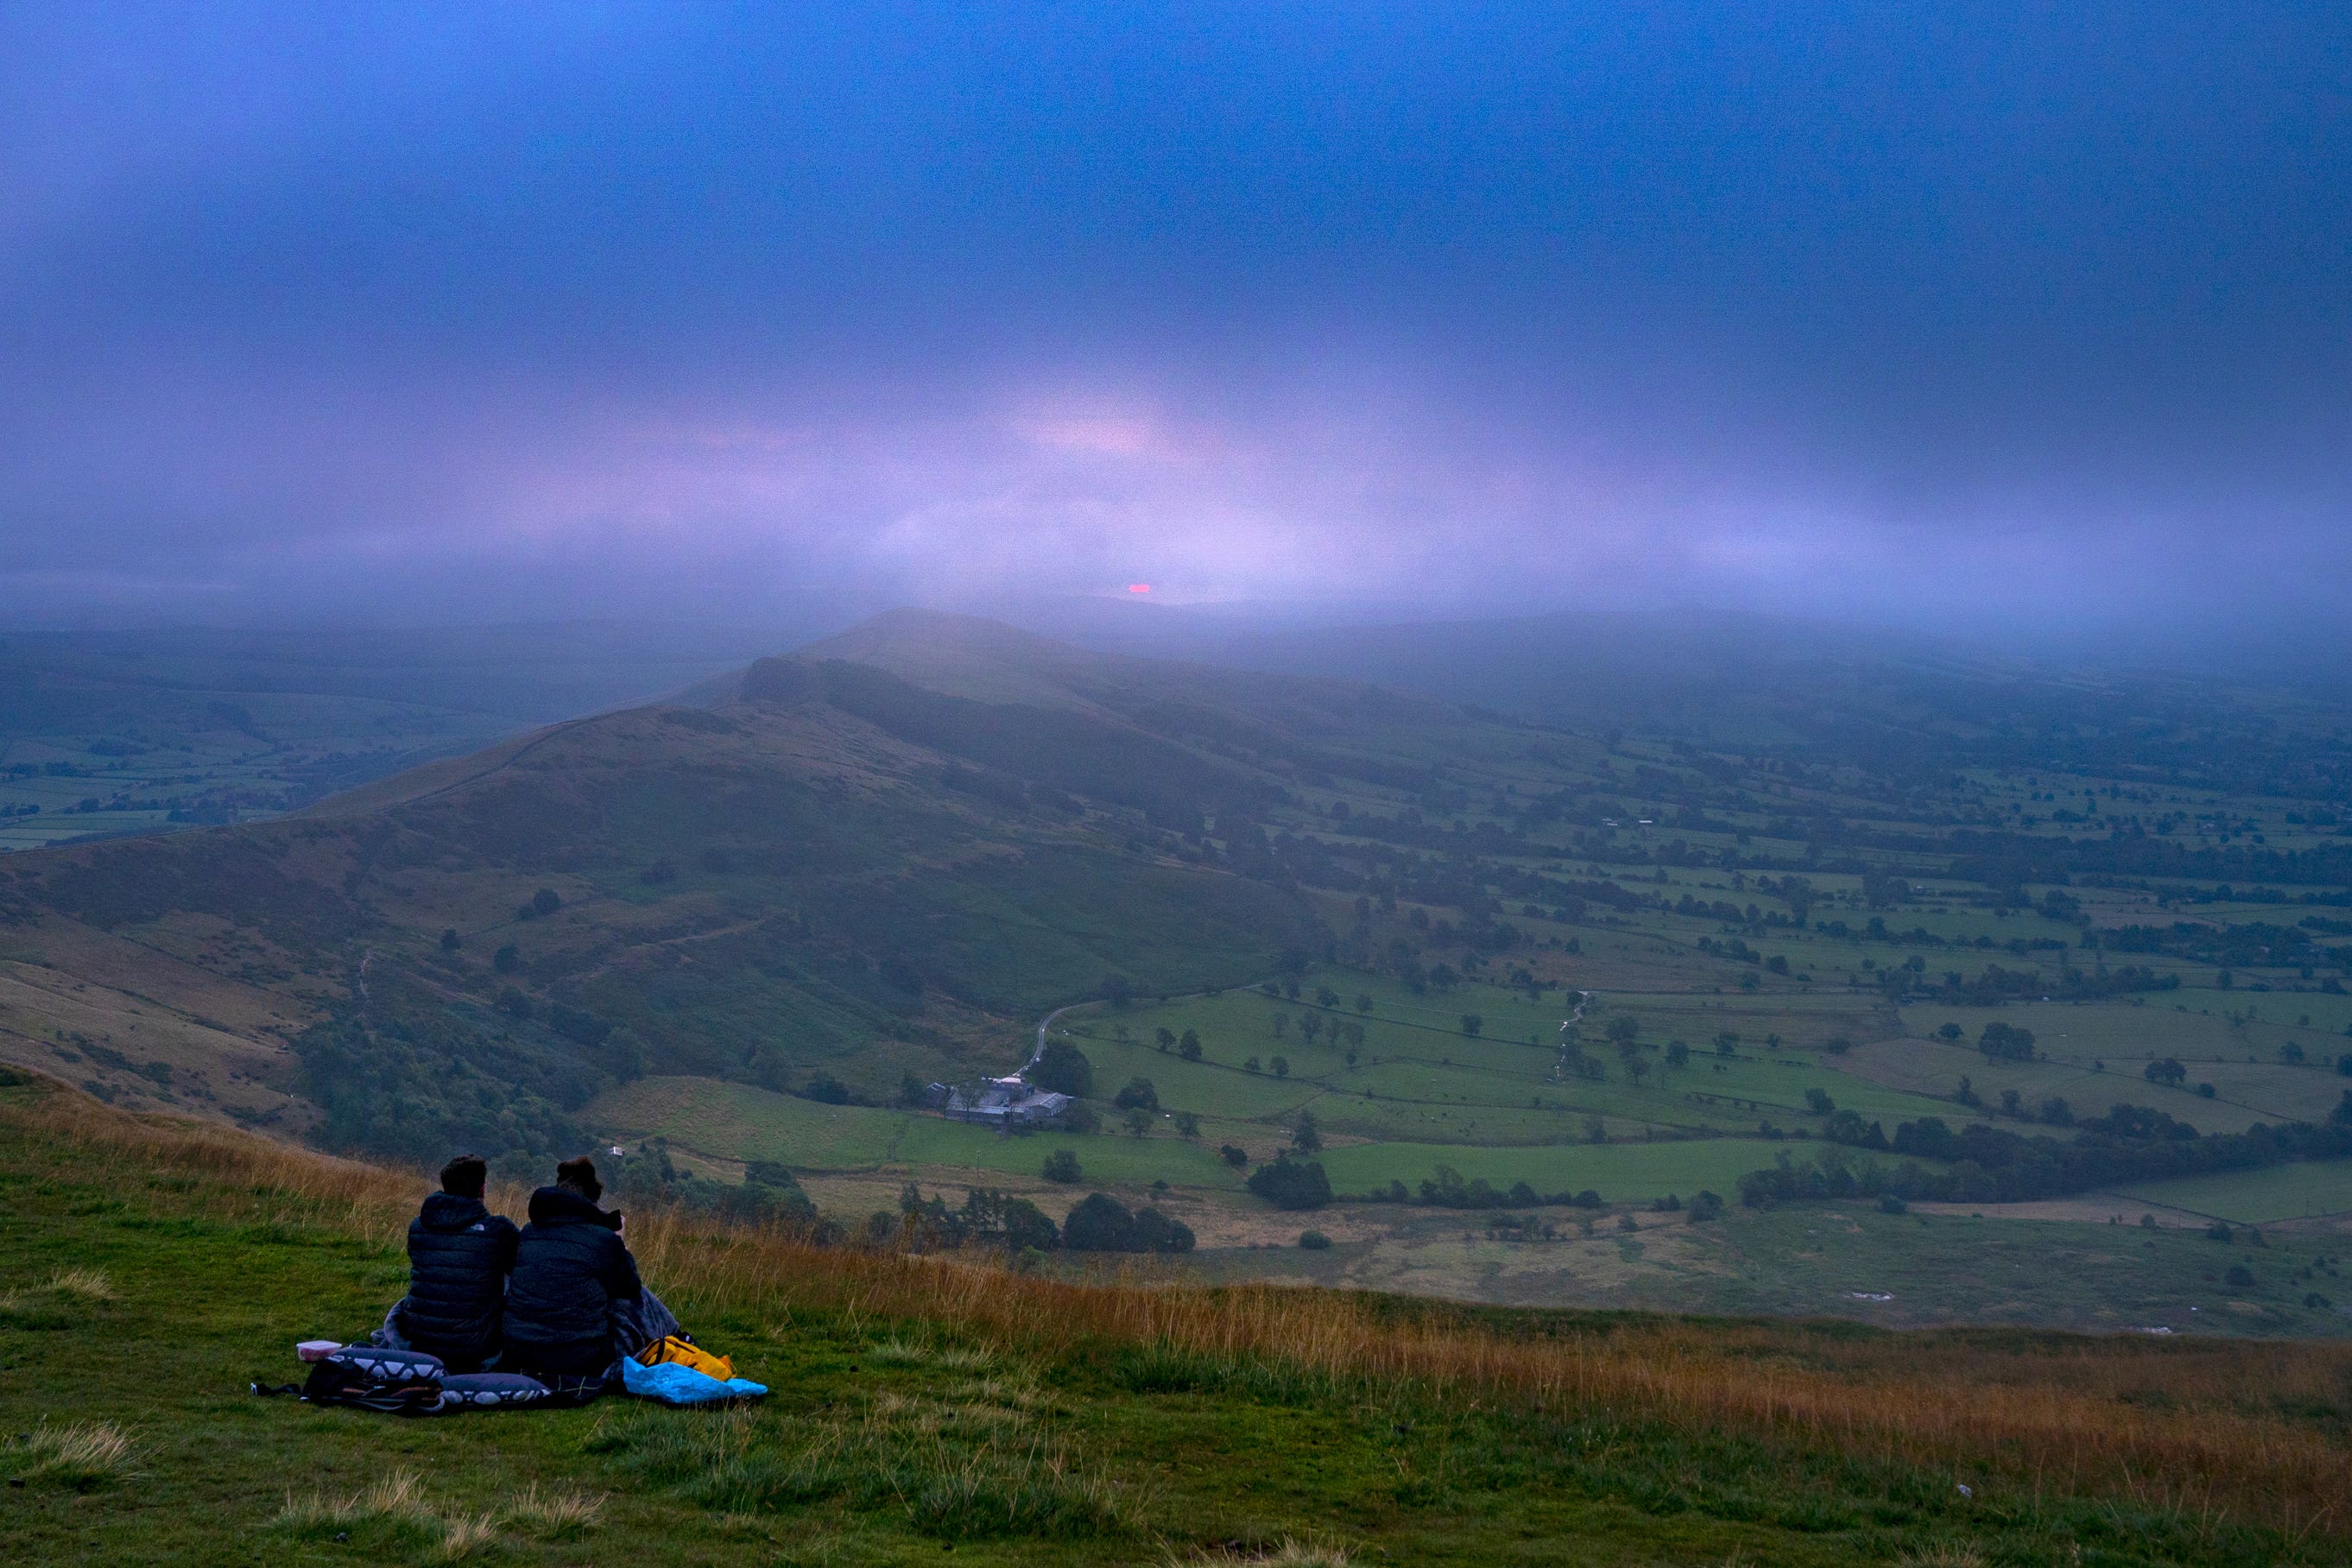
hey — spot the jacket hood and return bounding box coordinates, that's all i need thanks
[528,1185,620,1229]
[418,1192,492,1231]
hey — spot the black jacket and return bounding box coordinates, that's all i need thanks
[502,1186,642,1375]
[401,1193,518,1371]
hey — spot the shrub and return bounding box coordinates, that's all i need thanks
[2225,1264,2256,1290]
[1298,1230,1332,1250]
[1219,1144,1249,1167]
[492,944,522,975]
[1041,1149,1081,1184]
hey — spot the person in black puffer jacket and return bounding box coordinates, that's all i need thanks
[503,1156,646,1382]
[398,1154,518,1374]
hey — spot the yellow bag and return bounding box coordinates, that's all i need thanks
[635,1334,733,1381]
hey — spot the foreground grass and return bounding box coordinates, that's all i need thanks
[7,1078,2352,1563]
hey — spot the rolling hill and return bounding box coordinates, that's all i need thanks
[0,610,1473,1167]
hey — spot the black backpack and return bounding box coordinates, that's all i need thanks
[257,1346,446,1416]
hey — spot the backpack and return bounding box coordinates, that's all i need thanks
[635,1334,733,1381]
[297,1346,446,1416]
[437,1372,553,1412]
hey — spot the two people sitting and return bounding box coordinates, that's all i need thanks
[387,1152,679,1390]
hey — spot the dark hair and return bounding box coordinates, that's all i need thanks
[555,1156,603,1203]
[439,1154,487,1198]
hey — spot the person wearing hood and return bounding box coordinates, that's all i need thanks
[395,1154,519,1373]
[502,1155,669,1385]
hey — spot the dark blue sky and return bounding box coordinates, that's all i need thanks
[3,3,2347,641]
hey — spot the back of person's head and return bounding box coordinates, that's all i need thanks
[439,1154,488,1198]
[555,1155,603,1203]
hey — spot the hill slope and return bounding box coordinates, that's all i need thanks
[0,613,1360,1167]
[4,1071,2347,1565]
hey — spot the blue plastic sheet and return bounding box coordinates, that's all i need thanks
[620,1357,768,1406]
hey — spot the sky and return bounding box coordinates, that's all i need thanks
[2,3,2348,648]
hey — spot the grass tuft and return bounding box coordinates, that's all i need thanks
[1168,1537,1354,1566]
[1,1420,134,1489]
[47,1266,114,1301]
[502,1482,605,1539]
[1894,1548,1987,1568]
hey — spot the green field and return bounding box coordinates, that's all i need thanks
[2113,1160,2352,1224]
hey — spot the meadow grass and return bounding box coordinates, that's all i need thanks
[10,1072,2352,1563]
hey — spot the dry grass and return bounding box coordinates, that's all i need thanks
[46,1266,114,1301]
[502,1482,605,1538]
[12,1074,2352,1540]
[3,1420,135,1488]
[277,1469,600,1556]
[1168,1537,1353,1565]
[277,1469,435,1532]
[1893,1548,1987,1568]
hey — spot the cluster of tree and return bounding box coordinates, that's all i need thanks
[1910,963,2178,1006]
[1976,1021,2037,1061]
[294,970,614,1165]
[1358,1164,1609,1211]
[871,1185,1066,1252]
[1743,1098,2352,1208]
[2105,920,2346,970]
[1061,1192,1196,1253]
[610,1148,819,1228]
[1245,1155,1334,1210]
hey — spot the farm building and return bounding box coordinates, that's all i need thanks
[926,1074,1072,1127]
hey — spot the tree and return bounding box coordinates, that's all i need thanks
[1460,1014,1483,1037]
[1099,972,1136,1007]
[1804,1088,1835,1114]
[1271,1055,1290,1078]
[1665,1040,1691,1070]
[1122,1107,1152,1137]
[1219,1142,1249,1167]
[1041,1149,1082,1184]
[1299,1014,1322,1044]
[1292,1109,1323,1154]
[531,887,561,917]
[1112,1076,1159,1111]
[1243,1056,1261,1074]
[1247,1155,1333,1210]
[439,928,461,952]
[493,944,522,975]
[1061,1192,1136,1251]
[1316,987,1340,1008]
[2145,1057,2188,1089]
[1936,1023,1963,1042]
[1355,995,1374,1015]
[1978,1022,2036,1061]
[1031,1040,1095,1097]
[1605,1015,1639,1046]
[1178,1029,1202,1061]
[1173,1110,1200,1139]
[1154,1027,1176,1053]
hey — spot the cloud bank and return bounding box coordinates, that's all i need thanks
[3,3,2346,644]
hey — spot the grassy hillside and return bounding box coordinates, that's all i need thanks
[0,629,1332,1168]
[15,607,2352,1332]
[8,1071,2352,1566]
[0,623,781,850]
